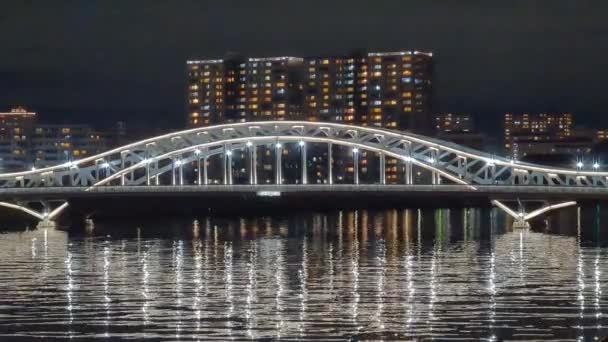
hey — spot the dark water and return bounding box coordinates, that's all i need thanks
[1,208,608,340]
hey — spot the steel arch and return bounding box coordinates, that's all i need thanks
[0,121,606,189]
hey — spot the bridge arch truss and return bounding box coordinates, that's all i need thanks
[0,121,607,189]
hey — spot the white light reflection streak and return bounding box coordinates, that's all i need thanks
[104,245,111,337]
[141,248,149,328]
[173,240,184,339]
[65,250,74,337]
[427,249,437,336]
[328,243,334,313]
[193,240,202,339]
[351,239,360,332]
[488,252,496,336]
[404,253,416,334]
[31,237,36,258]
[577,241,585,339]
[245,241,258,339]
[224,242,234,339]
[594,252,602,330]
[275,240,285,338]
[298,238,308,338]
[375,241,386,331]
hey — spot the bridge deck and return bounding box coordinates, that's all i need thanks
[0,184,606,200]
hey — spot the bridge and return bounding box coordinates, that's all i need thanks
[0,121,604,226]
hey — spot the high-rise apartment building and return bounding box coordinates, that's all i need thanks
[301,51,433,132]
[186,50,433,184]
[187,56,304,127]
[364,51,433,132]
[0,107,36,171]
[504,112,574,160]
[187,50,433,132]
[304,52,367,124]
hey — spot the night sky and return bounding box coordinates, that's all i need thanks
[1,1,606,133]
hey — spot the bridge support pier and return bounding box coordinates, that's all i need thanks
[178,157,184,185]
[223,146,233,185]
[171,159,177,185]
[379,153,386,185]
[248,144,255,185]
[491,199,577,229]
[301,142,307,185]
[197,157,202,185]
[36,219,56,229]
[275,142,282,185]
[252,147,257,185]
[328,143,333,185]
[353,148,359,185]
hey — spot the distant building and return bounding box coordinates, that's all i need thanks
[303,51,433,133]
[186,50,434,134]
[433,113,490,151]
[31,124,108,168]
[0,107,36,171]
[596,129,608,142]
[434,113,473,133]
[504,113,593,162]
[186,50,433,184]
[187,56,304,127]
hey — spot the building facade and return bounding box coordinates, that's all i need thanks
[504,112,576,161]
[187,50,434,184]
[187,50,434,133]
[31,124,109,168]
[434,113,474,133]
[187,56,304,127]
[0,107,36,171]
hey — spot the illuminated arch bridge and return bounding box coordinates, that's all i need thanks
[0,121,603,224]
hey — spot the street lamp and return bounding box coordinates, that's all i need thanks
[593,162,600,170]
[576,161,583,169]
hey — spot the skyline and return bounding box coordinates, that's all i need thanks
[1,1,607,132]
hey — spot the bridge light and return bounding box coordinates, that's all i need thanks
[101,162,110,169]
[352,148,359,154]
[174,159,183,166]
[246,141,253,147]
[225,150,233,156]
[194,149,201,155]
[298,141,305,147]
[404,156,411,162]
[275,143,282,149]
[594,162,600,170]
[428,157,435,164]
[576,161,583,169]
[31,167,36,171]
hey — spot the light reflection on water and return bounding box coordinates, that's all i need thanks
[0,208,608,340]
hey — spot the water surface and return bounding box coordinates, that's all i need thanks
[1,208,608,340]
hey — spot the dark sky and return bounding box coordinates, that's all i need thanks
[0,1,607,133]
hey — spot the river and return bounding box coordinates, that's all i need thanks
[1,207,607,340]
